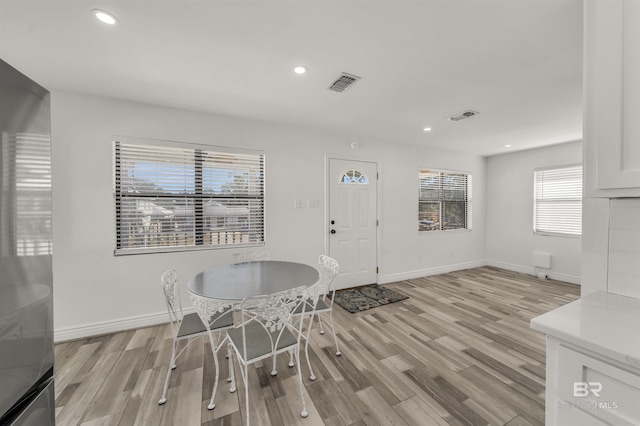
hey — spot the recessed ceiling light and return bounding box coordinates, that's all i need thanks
[423,127,432,132]
[93,9,118,25]
[294,66,307,74]
[505,144,512,148]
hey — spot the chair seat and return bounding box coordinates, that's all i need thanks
[314,298,330,312]
[178,308,233,338]
[293,297,331,315]
[228,322,297,362]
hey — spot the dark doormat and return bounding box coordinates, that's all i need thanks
[333,284,408,313]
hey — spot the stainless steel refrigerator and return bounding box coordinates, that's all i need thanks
[0,59,55,425]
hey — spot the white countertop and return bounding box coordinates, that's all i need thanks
[530,291,640,368]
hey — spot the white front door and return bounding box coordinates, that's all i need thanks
[328,158,378,289]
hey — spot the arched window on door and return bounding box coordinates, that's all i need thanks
[340,169,368,184]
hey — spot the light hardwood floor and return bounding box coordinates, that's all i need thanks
[54,266,580,426]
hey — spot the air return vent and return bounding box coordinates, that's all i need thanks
[327,72,361,93]
[447,110,479,121]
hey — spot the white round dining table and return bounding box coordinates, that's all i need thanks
[187,260,319,302]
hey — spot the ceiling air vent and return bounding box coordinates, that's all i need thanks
[447,110,480,122]
[327,72,361,93]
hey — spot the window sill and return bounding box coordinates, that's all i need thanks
[418,228,472,235]
[533,231,581,239]
[114,242,265,256]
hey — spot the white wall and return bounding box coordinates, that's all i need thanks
[51,91,486,341]
[607,199,640,299]
[486,141,582,283]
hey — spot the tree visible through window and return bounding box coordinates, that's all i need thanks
[418,169,471,232]
[114,140,265,254]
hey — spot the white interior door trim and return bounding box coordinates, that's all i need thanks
[325,155,381,287]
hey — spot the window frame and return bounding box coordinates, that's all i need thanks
[418,167,472,233]
[533,164,583,238]
[113,137,266,255]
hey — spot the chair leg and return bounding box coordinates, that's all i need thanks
[244,364,251,426]
[271,353,278,376]
[294,348,309,418]
[227,343,232,382]
[228,342,237,393]
[304,314,316,380]
[158,337,178,405]
[317,313,325,335]
[207,339,220,410]
[328,310,341,356]
[288,349,295,368]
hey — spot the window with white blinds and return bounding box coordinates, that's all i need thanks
[418,169,471,232]
[533,165,582,236]
[114,139,265,255]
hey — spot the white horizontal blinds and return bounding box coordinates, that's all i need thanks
[418,169,469,232]
[200,151,264,246]
[441,172,468,230]
[115,143,196,251]
[534,165,582,236]
[1,133,53,256]
[114,140,265,254]
[118,144,196,195]
[418,170,441,231]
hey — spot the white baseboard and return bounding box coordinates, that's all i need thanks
[544,271,581,285]
[486,260,581,285]
[485,260,535,276]
[378,260,487,284]
[55,260,580,341]
[54,310,176,343]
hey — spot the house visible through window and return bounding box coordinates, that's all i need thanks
[114,139,265,255]
[534,165,582,236]
[418,169,471,232]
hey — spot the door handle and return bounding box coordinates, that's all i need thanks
[330,229,336,234]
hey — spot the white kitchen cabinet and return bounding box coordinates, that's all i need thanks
[584,0,640,197]
[531,291,640,425]
[548,338,640,425]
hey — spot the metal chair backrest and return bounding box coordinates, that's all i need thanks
[318,255,339,297]
[237,283,317,361]
[190,293,235,333]
[161,268,183,335]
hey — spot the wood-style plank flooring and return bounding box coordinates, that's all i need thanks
[53,266,580,426]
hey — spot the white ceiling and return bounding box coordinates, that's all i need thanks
[0,0,583,157]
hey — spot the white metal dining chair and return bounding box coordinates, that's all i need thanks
[225,282,319,425]
[189,291,238,410]
[158,268,234,408]
[288,255,341,381]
